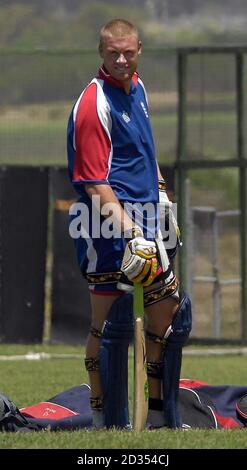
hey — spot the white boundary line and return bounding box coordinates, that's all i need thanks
[0,352,82,361]
[184,347,247,356]
[1,348,247,361]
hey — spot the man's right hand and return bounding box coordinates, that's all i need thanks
[121,233,158,286]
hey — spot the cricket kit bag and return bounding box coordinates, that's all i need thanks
[0,392,40,432]
[1,380,247,431]
[178,379,247,429]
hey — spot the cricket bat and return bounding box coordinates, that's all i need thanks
[133,283,148,431]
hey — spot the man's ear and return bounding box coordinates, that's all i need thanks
[138,40,142,55]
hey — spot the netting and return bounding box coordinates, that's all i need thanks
[0,47,245,341]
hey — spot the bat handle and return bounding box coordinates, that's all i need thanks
[133,283,144,318]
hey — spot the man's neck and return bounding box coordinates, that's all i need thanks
[122,81,131,94]
[98,65,136,94]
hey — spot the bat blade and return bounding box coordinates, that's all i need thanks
[133,284,148,432]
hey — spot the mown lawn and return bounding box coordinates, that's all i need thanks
[0,106,237,166]
[1,345,247,449]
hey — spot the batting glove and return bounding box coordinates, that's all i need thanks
[121,227,158,286]
[159,180,181,247]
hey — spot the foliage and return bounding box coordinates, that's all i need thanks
[1,1,247,48]
[0,1,146,49]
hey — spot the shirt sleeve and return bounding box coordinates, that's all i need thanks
[72,81,112,184]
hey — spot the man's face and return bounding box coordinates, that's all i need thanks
[99,35,142,83]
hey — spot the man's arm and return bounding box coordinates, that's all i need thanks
[85,183,158,286]
[85,183,135,235]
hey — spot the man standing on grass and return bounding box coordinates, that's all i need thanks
[67,18,192,429]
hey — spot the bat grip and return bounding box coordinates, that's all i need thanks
[133,283,144,318]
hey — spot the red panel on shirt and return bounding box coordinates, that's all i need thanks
[97,66,139,88]
[73,83,111,183]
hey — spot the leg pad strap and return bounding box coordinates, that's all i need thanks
[146,327,172,346]
[90,327,102,339]
[85,357,99,372]
[90,397,103,411]
[147,361,163,379]
[149,397,163,411]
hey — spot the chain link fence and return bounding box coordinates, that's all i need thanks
[0,47,246,342]
[0,47,240,166]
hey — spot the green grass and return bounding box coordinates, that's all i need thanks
[0,103,238,166]
[1,345,247,449]
[1,428,247,450]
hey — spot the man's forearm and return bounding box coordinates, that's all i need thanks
[85,183,135,234]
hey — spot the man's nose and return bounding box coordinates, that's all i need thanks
[116,53,127,64]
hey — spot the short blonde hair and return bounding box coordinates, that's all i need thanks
[99,19,139,49]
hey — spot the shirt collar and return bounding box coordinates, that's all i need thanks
[97,65,139,91]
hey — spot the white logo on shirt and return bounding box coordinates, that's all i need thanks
[122,111,131,123]
[141,101,149,118]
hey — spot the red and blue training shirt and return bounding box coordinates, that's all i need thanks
[67,67,159,207]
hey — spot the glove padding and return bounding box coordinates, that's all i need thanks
[159,180,173,219]
[159,180,181,252]
[121,236,158,286]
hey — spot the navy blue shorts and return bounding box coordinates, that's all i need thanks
[74,231,127,294]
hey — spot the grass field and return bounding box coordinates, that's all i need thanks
[1,344,247,449]
[0,100,238,166]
